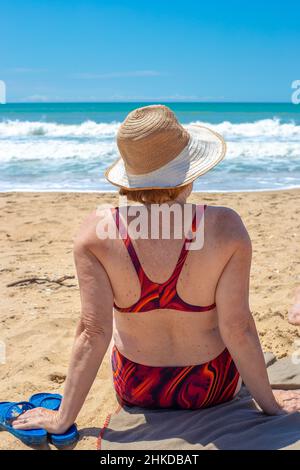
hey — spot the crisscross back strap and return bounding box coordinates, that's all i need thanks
[112,206,143,276]
[111,204,206,282]
[168,204,206,281]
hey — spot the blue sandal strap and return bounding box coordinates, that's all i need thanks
[29,393,62,410]
[38,395,61,408]
[3,401,35,425]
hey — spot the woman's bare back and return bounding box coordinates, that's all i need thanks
[86,203,243,366]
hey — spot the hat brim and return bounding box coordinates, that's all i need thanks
[104,124,226,190]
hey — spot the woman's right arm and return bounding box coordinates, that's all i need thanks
[216,213,283,415]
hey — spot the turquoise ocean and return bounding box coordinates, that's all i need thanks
[0,102,299,192]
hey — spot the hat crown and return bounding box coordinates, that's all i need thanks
[117,105,190,175]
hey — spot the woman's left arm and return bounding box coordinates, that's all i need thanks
[13,229,113,433]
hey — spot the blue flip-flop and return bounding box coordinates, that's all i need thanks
[29,393,62,411]
[29,393,79,447]
[0,401,47,446]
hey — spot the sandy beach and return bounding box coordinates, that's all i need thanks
[0,189,299,450]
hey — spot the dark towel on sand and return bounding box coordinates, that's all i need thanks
[98,352,300,450]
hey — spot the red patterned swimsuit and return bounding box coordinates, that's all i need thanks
[111,204,240,409]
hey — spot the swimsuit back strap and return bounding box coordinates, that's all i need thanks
[112,207,142,276]
[172,204,207,279]
[112,204,207,281]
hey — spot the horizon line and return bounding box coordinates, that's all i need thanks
[2,100,295,105]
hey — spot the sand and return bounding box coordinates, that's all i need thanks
[0,189,299,450]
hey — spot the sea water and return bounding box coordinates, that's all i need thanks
[0,102,299,192]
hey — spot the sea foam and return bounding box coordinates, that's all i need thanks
[0,118,299,191]
[0,118,299,163]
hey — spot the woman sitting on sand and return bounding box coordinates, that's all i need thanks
[13,105,300,434]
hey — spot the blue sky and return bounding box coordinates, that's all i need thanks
[0,0,299,102]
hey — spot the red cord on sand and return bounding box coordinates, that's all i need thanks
[97,404,122,450]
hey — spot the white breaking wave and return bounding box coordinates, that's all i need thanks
[0,119,119,138]
[226,142,300,160]
[0,118,299,164]
[193,118,300,141]
[0,140,117,162]
[1,140,300,163]
[0,117,300,140]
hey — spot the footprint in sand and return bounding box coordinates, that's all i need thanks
[49,372,66,384]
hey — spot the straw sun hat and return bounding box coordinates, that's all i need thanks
[105,104,226,190]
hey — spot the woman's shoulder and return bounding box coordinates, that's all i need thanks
[73,206,115,251]
[205,204,242,221]
[205,205,251,246]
